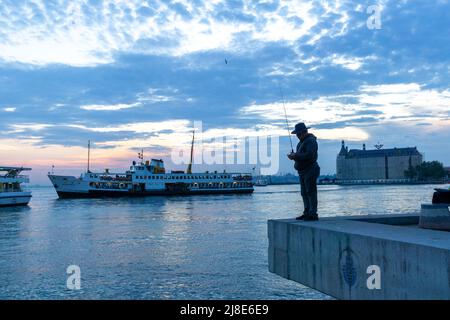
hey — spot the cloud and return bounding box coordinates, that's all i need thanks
[80,103,141,111]
[240,82,450,135]
[0,0,351,67]
[329,54,365,71]
[1,0,450,179]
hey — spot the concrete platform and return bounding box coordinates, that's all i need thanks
[420,203,450,231]
[268,214,450,300]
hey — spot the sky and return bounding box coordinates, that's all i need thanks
[0,0,449,184]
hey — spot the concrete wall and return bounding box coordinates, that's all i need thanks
[268,215,450,300]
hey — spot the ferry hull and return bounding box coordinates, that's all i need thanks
[56,188,254,199]
[0,192,32,207]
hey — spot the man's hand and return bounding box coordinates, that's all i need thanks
[287,152,295,160]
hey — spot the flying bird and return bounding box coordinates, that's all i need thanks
[225,58,228,64]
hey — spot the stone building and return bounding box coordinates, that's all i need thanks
[336,141,423,181]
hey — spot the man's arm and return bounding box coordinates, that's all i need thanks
[293,139,317,162]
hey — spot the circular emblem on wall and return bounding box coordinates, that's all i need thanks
[339,247,359,288]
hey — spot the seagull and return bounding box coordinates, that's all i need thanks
[225,58,228,64]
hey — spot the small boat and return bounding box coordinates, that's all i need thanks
[254,178,268,186]
[432,188,450,204]
[0,167,32,207]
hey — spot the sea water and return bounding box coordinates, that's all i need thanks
[0,184,443,299]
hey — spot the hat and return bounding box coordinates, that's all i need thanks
[291,122,311,134]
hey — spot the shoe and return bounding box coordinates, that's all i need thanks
[304,214,319,221]
[295,214,308,220]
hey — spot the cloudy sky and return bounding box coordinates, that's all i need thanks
[1,0,449,183]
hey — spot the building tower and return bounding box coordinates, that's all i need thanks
[336,140,348,180]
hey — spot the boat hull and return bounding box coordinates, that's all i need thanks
[0,192,32,207]
[56,188,254,199]
[49,173,254,199]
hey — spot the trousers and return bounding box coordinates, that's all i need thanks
[299,163,320,216]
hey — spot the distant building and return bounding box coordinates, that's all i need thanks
[444,167,450,179]
[336,141,423,181]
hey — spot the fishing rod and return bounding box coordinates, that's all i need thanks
[278,85,294,153]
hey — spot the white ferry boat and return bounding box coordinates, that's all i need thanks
[49,159,253,198]
[0,167,32,207]
[48,139,254,198]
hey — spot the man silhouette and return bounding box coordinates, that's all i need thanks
[287,123,320,221]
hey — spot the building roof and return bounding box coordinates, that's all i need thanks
[0,166,31,171]
[345,147,422,159]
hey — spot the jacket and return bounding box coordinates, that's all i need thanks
[293,133,318,173]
